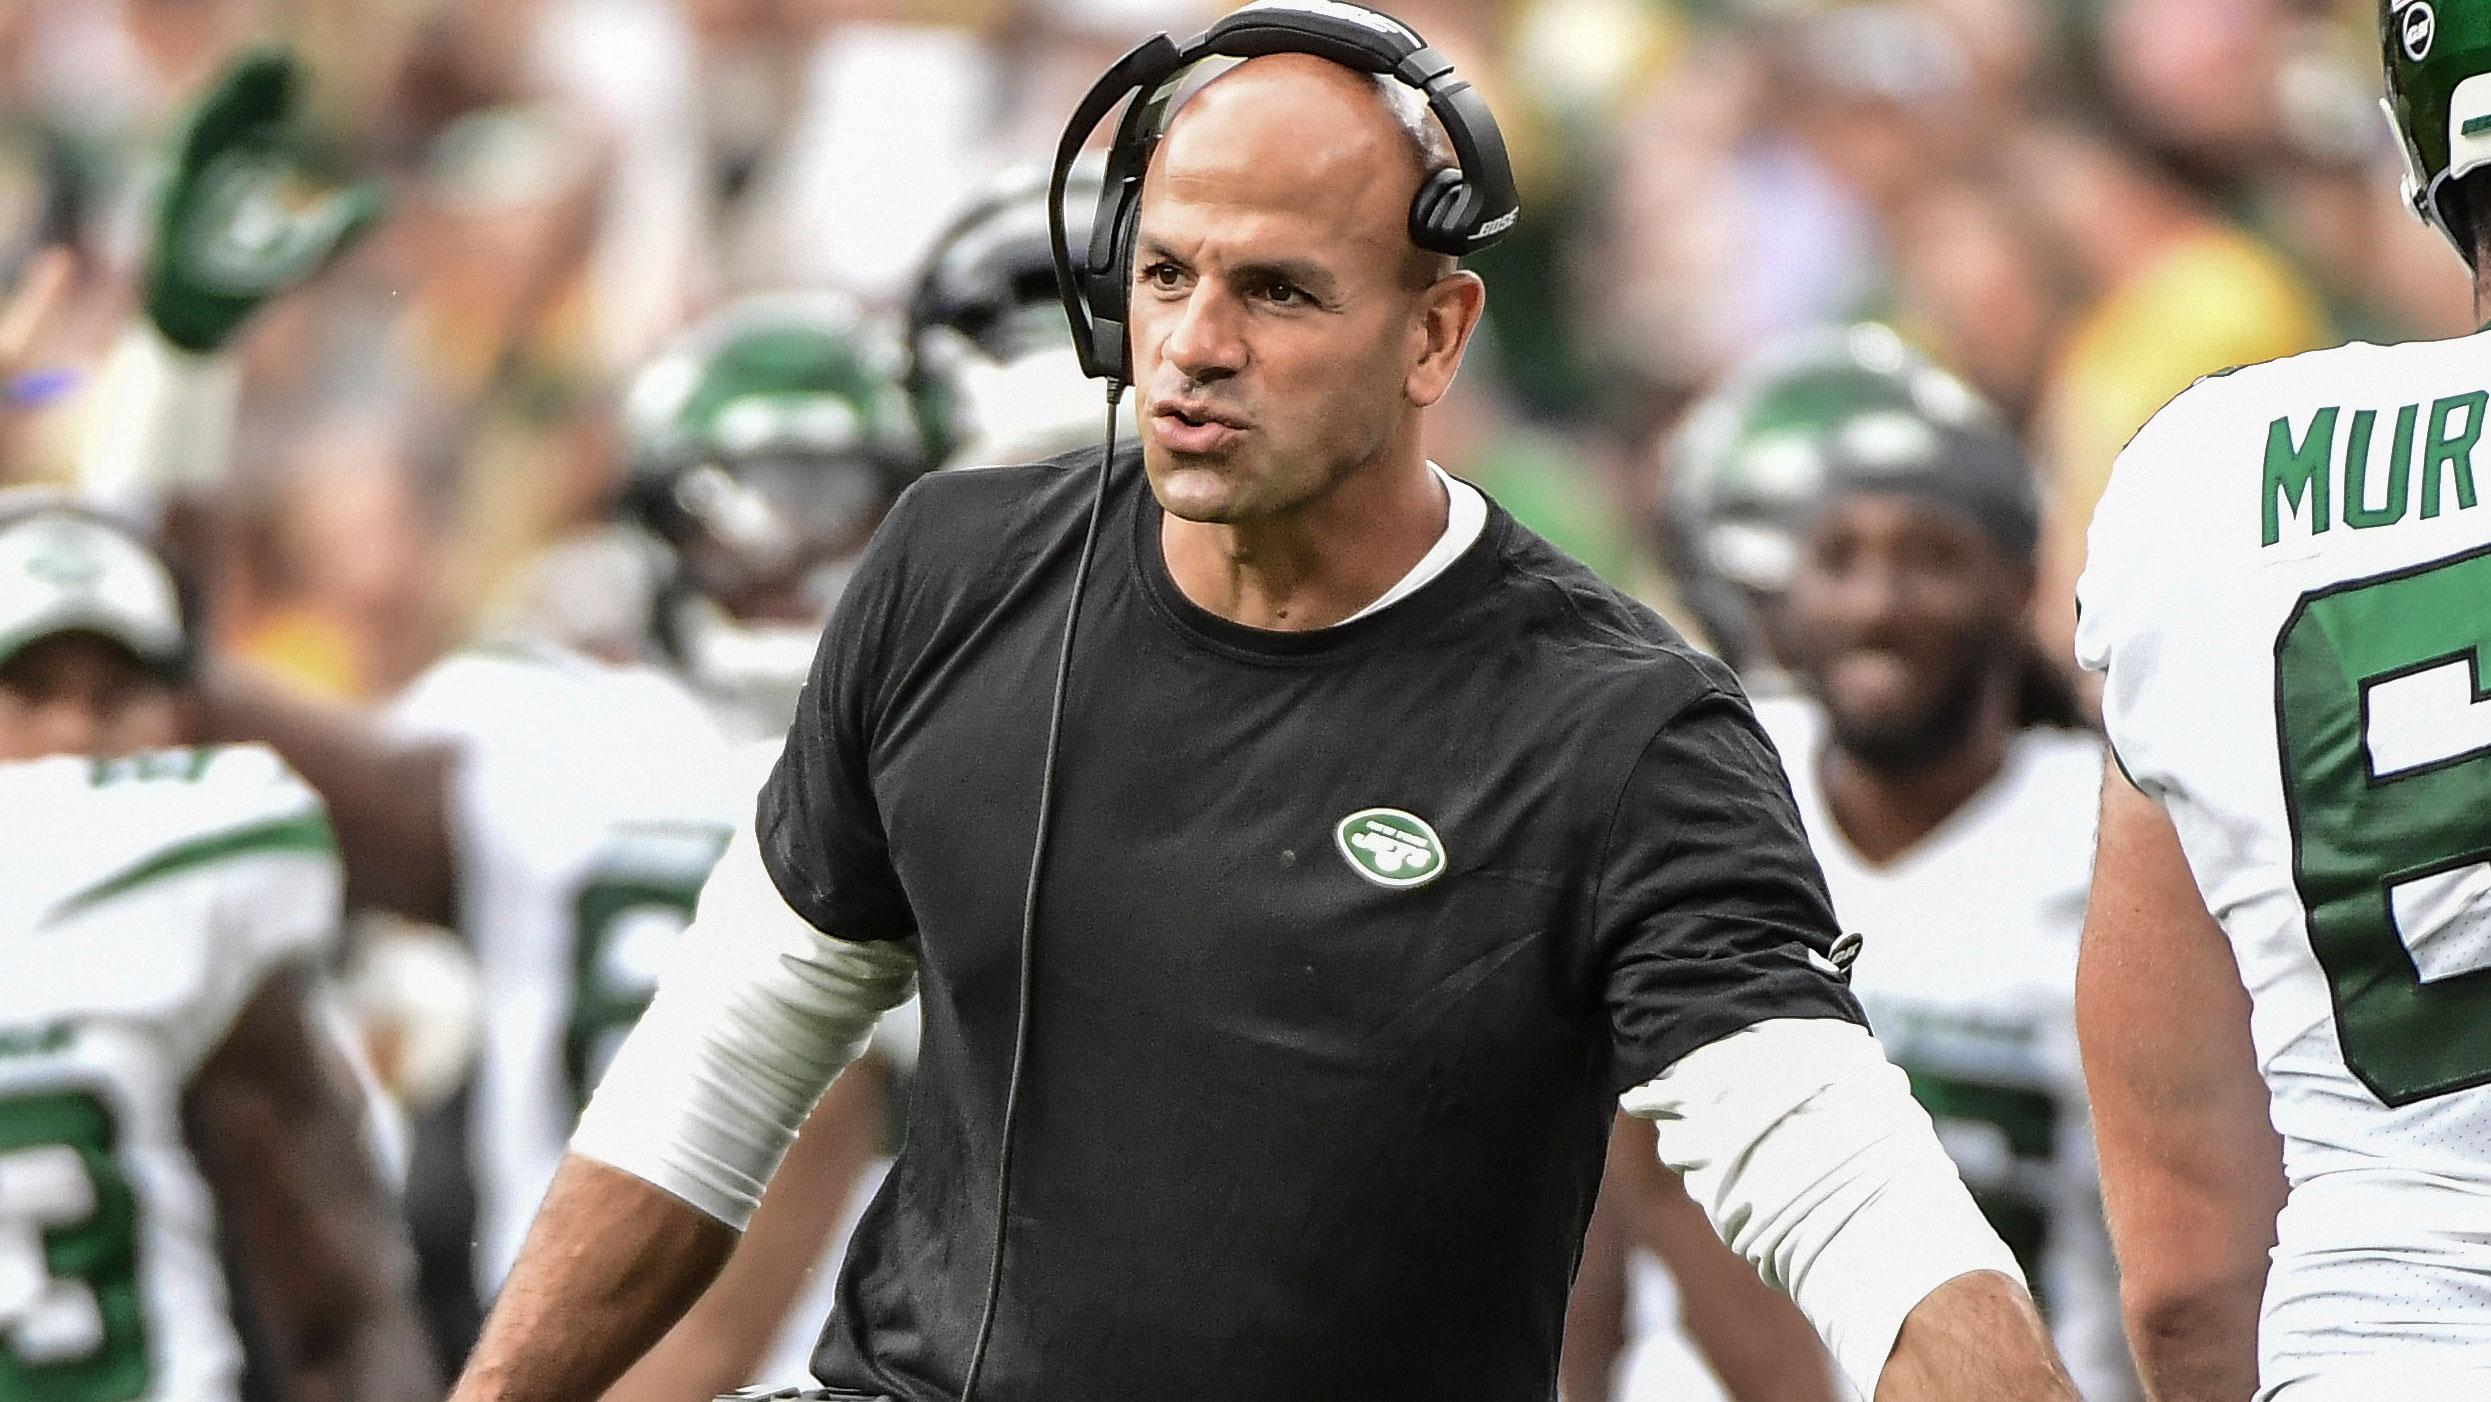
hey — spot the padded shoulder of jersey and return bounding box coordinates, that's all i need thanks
[394,639,720,757]
[12,742,328,841]
[9,744,340,1004]
[2074,338,2413,677]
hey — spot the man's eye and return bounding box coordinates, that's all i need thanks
[1260,281,1303,306]
[1140,262,1184,289]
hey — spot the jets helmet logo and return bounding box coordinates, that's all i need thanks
[2403,1,2437,62]
[24,525,103,592]
[1335,808,1447,889]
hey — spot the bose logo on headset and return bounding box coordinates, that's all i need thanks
[1239,0,1422,45]
[1045,0,1522,387]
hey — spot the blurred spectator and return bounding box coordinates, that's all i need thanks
[227,406,454,698]
[2007,117,2326,656]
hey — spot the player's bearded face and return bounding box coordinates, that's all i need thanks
[1126,69,1443,525]
[1784,494,2029,772]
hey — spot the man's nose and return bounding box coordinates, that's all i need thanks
[1828,558,1910,634]
[1159,283,1247,385]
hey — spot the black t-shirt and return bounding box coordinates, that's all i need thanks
[760,445,1862,1402]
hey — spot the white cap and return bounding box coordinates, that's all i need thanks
[0,509,186,676]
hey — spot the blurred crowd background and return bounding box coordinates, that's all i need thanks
[0,0,2466,706]
[0,1,2466,1396]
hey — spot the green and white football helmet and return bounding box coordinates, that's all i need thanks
[618,293,922,731]
[2384,0,2491,260]
[1660,323,2014,674]
[905,158,1109,471]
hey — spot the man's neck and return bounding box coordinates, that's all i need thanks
[1817,686,2016,867]
[1162,453,1448,631]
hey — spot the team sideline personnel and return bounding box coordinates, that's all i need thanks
[450,10,2071,1402]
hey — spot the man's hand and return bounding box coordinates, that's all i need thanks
[1873,1271,2074,1401]
[146,48,383,353]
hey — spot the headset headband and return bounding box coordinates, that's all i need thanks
[1046,1,1521,385]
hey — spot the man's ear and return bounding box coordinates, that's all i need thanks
[1406,270,1486,409]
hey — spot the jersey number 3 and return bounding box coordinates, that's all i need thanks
[0,1090,147,1402]
[2278,544,2491,1107]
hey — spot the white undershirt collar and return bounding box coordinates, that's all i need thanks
[1337,463,1487,626]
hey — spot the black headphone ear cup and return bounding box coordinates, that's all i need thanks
[1408,168,1472,254]
[1081,175,1145,381]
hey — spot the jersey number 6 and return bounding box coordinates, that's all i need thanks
[2277,543,2491,1107]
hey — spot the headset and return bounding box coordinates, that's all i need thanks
[955,8,1520,1400]
[1045,0,1521,388]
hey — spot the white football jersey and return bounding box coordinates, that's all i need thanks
[1756,697,2131,1402]
[0,745,339,1402]
[392,643,747,1294]
[2078,330,2491,1397]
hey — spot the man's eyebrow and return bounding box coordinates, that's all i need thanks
[1232,258,1339,298]
[1133,236,1343,298]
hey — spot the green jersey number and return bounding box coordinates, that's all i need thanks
[564,823,733,1110]
[2277,544,2491,1107]
[0,1090,149,1402]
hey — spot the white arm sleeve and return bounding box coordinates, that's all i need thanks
[79,325,239,517]
[569,811,918,1228]
[1621,1017,2025,1399]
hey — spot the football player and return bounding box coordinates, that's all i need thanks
[1661,328,2133,1401]
[903,159,1111,472]
[0,494,436,1402]
[192,299,925,1401]
[613,292,929,741]
[1657,325,1986,681]
[76,50,923,1399]
[2074,5,2491,1396]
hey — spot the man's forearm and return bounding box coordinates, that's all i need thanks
[1628,1020,2061,1396]
[451,1155,738,1402]
[1874,1271,2075,1402]
[602,1057,894,1402]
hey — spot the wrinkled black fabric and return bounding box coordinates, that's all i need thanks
[759,444,1863,1402]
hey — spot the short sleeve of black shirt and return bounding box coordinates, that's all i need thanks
[756,485,920,943]
[1596,665,1863,1092]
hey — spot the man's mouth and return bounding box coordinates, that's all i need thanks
[1151,398,1250,454]
[1828,647,1921,705]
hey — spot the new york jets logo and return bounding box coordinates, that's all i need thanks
[24,526,102,591]
[2403,1,2437,62]
[1335,808,1446,888]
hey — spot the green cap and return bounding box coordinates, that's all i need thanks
[2383,0,2491,259]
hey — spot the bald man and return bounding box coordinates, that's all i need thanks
[447,35,2071,1402]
